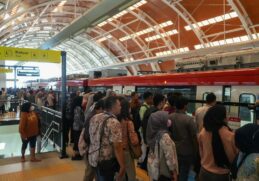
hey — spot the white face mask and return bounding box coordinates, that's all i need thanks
[167,119,172,127]
[30,106,35,111]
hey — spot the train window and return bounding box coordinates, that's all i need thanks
[202,92,210,106]
[223,86,231,112]
[239,93,255,123]
[223,86,231,102]
[136,86,196,113]
[203,93,209,101]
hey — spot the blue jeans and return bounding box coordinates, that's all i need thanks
[178,155,194,181]
[96,167,115,181]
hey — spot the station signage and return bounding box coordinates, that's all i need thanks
[0,68,13,73]
[0,46,61,63]
[17,68,40,77]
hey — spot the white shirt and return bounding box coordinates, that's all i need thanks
[195,104,211,132]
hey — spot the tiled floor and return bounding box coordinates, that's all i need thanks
[0,151,150,181]
[0,125,56,159]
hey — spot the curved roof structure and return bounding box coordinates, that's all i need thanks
[0,0,259,75]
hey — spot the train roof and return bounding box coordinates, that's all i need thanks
[88,68,259,86]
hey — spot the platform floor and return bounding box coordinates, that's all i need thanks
[0,151,150,181]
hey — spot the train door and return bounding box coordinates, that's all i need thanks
[123,86,135,96]
[231,86,257,127]
[196,86,223,110]
[196,86,223,101]
[113,86,123,94]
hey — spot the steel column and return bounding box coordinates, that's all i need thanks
[60,51,68,159]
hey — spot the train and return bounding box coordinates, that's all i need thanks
[25,68,259,129]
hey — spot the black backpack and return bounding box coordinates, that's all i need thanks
[142,106,159,144]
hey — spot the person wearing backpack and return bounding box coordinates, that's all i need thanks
[140,93,166,171]
[146,111,178,181]
[137,91,153,168]
[232,123,259,181]
[88,96,125,181]
[198,105,238,181]
[80,99,105,181]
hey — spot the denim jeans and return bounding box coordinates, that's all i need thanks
[178,155,194,181]
[96,167,115,181]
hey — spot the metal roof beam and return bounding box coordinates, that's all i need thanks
[39,0,140,49]
[74,39,259,72]
[227,0,253,40]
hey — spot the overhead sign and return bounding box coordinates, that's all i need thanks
[17,68,40,77]
[0,46,61,63]
[0,68,13,73]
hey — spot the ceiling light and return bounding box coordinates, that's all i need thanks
[119,20,174,42]
[156,47,189,57]
[97,35,113,42]
[97,0,147,27]
[185,11,238,31]
[194,33,259,49]
[145,29,178,42]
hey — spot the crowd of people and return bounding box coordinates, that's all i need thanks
[62,90,259,181]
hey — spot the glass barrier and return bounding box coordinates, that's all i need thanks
[0,100,63,159]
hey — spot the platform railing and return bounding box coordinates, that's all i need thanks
[32,104,63,153]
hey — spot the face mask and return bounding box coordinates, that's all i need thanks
[30,106,35,111]
[167,119,172,127]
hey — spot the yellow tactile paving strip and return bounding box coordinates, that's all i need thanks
[0,163,75,181]
[136,167,150,181]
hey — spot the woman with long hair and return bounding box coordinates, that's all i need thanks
[198,105,238,181]
[118,97,139,181]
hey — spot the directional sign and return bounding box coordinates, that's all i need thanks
[0,68,13,73]
[0,46,61,63]
[17,68,40,77]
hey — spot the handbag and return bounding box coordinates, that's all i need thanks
[97,114,120,176]
[98,157,119,177]
[127,121,142,159]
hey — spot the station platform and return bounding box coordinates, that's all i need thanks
[0,112,20,126]
[0,147,150,181]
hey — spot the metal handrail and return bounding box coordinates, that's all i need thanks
[40,121,60,152]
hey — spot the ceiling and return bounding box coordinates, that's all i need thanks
[0,0,259,75]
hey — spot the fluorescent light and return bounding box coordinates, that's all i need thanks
[156,47,189,57]
[0,143,6,150]
[185,11,238,31]
[145,29,178,42]
[52,0,67,12]
[97,0,147,27]
[194,33,259,49]
[119,20,174,42]
[97,35,112,42]
[124,58,134,62]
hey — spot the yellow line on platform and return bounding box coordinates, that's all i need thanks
[136,167,150,181]
[0,163,74,181]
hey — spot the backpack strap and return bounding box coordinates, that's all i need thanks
[98,114,115,156]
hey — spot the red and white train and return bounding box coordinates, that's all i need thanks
[26,68,259,128]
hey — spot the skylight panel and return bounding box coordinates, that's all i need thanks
[119,21,173,42]
[145,29,178,42]
[156,47,189,57]
[185,11,238,31]
[97,0,147,27]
